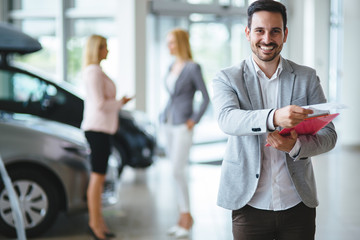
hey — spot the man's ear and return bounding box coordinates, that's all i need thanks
[245,26,251,41]
[283,27,288,43]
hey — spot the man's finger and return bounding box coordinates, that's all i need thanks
[291,106,313,115]
[290,129,298,139]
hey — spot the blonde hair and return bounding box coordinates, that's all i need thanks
[83,34,107,67]
[169,28,193,61]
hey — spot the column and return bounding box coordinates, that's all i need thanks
[115,0,148,112]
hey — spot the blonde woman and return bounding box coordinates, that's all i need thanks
[161,28,210,238]
[81,34,132,240]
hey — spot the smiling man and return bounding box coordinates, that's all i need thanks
[212,0,337,239]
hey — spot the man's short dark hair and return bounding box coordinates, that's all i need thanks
[247,0,287,31]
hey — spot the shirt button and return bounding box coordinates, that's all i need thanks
[256,174,259,178]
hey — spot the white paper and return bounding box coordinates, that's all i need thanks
[302,102,346,118]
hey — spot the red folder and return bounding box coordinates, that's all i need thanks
[265,113,339,146]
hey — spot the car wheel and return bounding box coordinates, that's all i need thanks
[0,168,59,238]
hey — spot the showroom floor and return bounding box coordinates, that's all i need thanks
[4,142,360,240]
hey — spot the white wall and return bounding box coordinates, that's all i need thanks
[286,0,330,96]
[338,0,360,146]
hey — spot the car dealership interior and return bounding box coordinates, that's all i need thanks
[0,0,359,239]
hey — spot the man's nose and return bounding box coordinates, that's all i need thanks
[263,32,271,44]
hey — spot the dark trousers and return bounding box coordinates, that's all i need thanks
[232,203,316,240]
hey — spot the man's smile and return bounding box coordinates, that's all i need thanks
[258,44,276,53]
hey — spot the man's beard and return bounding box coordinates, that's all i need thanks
[252,43,283,62]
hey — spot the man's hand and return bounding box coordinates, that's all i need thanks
[266,130,298,152]
[274,105,313,128]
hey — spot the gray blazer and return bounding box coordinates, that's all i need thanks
[161,61,210,125]
[212,56,337,210]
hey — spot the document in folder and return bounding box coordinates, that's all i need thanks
[265,113,339,146]
[278,113,339,136]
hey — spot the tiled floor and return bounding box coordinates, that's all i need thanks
[3,143,360,240]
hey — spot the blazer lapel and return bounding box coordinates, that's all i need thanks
[244,57,264,110]
[278,58,295,108]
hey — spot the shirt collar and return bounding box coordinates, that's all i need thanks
[252,56,283,81]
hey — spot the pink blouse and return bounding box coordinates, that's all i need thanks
[81,64,123,134]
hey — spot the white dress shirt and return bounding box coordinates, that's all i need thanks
[247,57,302,211]
[166,72,179,94]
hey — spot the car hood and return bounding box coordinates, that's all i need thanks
[0,112,87,146]
[0,23,42,55]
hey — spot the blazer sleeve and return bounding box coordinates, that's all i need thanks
[293,75,337,160]
[212,69,272,136]
[190,63,210,123]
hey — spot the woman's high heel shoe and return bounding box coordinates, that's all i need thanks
[174,226,190,239]
[167,225,181,235]
[88,225,108,240]
[167,225,190,238]
[104,231,116,238]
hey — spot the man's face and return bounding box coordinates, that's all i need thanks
[245,11,288,64]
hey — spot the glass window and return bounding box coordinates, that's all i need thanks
[67,37,85,87]
[0,70,14,100]
[187,0,213,3]
[164,0,215,3]
[0,69,45,116]
[72,19,115,38]
[11,0,55,11]
[0,68,73,125]
[74,0,116,8]
[190,23,230,85]
[13,73,46,102]
[0,69,54,103]
[13,20,57,75]
[189,13,217,22]
[67,19,118,87]
[231,22,251,63]
[219,0,231,5]
[233,0,246,7]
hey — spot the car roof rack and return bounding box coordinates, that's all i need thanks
[0,22,42,66]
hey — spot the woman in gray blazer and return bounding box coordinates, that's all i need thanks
[162,28,209,238]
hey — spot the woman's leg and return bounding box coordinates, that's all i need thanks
[85,131,111,239]
[170,124,193,229]
[87,172,106,239]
